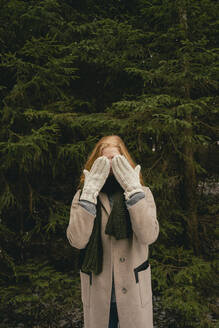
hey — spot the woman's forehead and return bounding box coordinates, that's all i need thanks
[101,146,120,156]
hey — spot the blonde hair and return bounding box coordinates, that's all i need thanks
[78,135,144,189]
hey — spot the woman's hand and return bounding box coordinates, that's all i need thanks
[80,156,110,204]
[112,155,143,200]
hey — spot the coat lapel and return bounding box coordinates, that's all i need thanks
[98,192,111,216]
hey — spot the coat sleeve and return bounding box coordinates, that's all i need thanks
[127,186,159,245]
[66,189,96,249]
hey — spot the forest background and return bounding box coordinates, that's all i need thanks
[0,0,218,327]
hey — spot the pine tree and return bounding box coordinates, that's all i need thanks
[0,0,218,327]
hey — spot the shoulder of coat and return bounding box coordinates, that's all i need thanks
[76,189,82,197]
[72,188,82,204]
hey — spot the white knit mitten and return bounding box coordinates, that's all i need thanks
[80,156,110,204]
[112,155,143,200]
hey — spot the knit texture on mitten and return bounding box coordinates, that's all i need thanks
[80,175,133,275]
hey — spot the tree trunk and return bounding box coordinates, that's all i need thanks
[179,2,200,254]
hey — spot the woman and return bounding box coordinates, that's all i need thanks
[66,135,159,328]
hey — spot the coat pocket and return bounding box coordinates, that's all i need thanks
[134,260,152,308]
[80,271,92,307]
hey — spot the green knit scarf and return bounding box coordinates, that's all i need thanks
[79,176,132,275]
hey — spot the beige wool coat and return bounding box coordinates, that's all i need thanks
[66,186,159,328]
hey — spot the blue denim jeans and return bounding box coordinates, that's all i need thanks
[108,302,119,328]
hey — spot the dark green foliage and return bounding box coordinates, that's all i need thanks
[0,0,218,327]
[1,260,81,325]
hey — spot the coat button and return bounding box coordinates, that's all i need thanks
[120,257,125,263]
[122,288,127,294]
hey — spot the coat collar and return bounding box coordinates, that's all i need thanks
[98,192,111,216]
